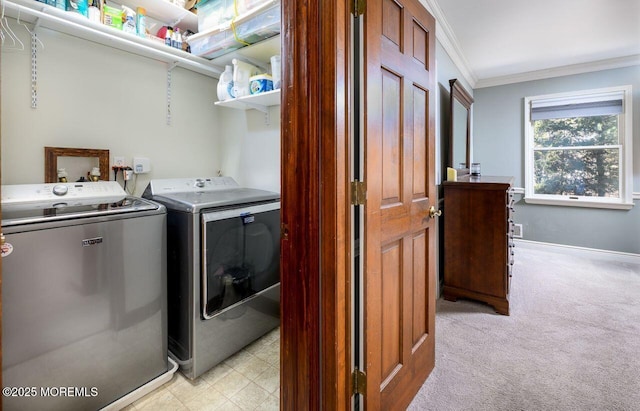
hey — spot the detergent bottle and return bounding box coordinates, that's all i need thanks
[217,65,234,101]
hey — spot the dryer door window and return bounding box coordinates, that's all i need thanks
[201,202,280,319]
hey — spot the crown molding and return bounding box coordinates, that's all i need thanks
[474,55,640,89]
[421,0,477,89]
[421,1,639,91]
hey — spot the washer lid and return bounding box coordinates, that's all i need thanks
[1,182,160,226]
[143,177,280,212]
[151,188,280,213]
[1,197,161,227]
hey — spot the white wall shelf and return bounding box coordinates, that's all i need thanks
[3,0,222,78]
[215,89,280,112]
[215,89,280,124]
[212,35,281,117]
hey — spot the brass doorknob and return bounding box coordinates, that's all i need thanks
[429,206,442,219]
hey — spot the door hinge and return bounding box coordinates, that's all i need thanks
[353,0,366,17]
[352,368,367,395]
[351,180,366,205]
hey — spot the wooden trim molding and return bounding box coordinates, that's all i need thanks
[44,147,110,183]
[280,0,351,409]
[319,0,351,408]
[280,0,321,407]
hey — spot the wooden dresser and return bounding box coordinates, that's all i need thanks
[442,175,515,315]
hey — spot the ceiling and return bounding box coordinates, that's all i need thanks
[425,0,640,88]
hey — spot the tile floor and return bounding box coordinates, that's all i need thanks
[122,328,280,411]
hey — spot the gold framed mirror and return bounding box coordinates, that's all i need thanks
[44,147,110,183]
[449,79,474,173]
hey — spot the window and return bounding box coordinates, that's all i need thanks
[524,85,633,209]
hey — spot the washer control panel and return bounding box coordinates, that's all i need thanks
[146,177,239,195]
[2,181,127,204]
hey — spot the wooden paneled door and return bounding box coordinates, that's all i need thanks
[362,0,437,409]
[280,0,436,408]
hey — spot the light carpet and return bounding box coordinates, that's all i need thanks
[408,243,640,411]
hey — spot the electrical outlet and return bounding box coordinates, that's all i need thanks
[513,223,523,238]
[113,156,125,167]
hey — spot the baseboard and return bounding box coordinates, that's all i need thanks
[511,188,636,198]
[100,357,178,410]
[514,239,640,264]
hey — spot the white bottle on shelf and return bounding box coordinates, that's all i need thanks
[88,0,100,23]
[270,55,281,90]
[171,28,179,48]
[165,26,173,47]
[232,59,260,98]
[175,28,182,50]
[217,65,234,101]
[122,6,136,34]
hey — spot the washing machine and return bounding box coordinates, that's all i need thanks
[1,181,168,410]
[143,177,280,379]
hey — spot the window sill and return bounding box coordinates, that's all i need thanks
[524,197,634,210]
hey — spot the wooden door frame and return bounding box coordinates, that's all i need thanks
[0,0,352,407]
[280,0,352,409]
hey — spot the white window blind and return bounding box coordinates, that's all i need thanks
[530,92,624,121]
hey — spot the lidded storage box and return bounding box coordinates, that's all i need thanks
[189,0,280,60]
[197,0,273,32]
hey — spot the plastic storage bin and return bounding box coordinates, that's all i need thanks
[234,2,280,43]
[197,0,233,32]
[189,0,280,59]
[188,27,243,59]
[197,0,274,32]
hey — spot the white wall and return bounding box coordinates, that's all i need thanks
[218,105,281,193]
[1,18,280,196]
